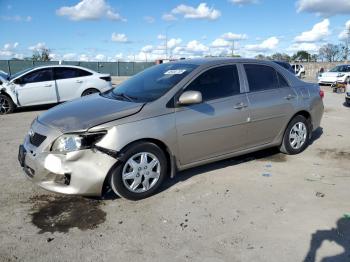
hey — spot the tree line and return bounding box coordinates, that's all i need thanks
[255,43,348,63]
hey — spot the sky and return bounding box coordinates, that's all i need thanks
[0,0,349,61]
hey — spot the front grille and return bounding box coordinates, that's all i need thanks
[29,132,46,147]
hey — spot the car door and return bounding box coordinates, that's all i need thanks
[175,64,250,165]
[16,68,57,106]
[243,63,297,148]
[54,67,91,101]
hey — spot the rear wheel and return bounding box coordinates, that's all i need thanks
[110,142,167,200]
[0,94,15,115]
[280,115,311,155]
[82,88,99,96]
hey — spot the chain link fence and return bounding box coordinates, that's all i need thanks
[0,60,155,76]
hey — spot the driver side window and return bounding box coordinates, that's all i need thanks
[185,65,240,101]
[21,69,53,84]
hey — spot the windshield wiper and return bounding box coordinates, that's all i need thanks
[113,92,137,102]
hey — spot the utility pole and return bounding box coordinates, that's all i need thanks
[346,27,350,63]
[231,40,235,57]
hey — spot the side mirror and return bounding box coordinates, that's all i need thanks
[13,78,22,85]
[178,91,202,105]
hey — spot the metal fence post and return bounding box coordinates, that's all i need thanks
[7,60,11,75]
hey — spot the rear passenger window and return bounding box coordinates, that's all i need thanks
[277,72,290,88]
[78,69,92,77]
[244,64,279,92]
[54,68,92,80]
[186,65,240,101]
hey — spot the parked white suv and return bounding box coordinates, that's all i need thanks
[0,65,112,114]
[291,64,305,78]
[318,64,350,85]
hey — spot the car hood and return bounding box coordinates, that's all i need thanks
[321,72,339,77]
[38,94,144,133]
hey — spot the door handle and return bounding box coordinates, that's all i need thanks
[76,80,83,83]
[284,94,296,100]
[44,84,52,87]
[234,102,248,109]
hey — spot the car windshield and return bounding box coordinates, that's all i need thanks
[9,68,33,80]
[104,63,198,102]
[329,66,350,72]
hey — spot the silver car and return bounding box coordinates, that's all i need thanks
[18,58,324,200]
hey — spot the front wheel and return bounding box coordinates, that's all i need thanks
[110,142,167,200]
[0,94,15,115]
[280,115,311,155]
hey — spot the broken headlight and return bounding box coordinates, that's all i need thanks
[51,131,106,153]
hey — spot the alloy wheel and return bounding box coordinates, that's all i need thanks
[121,152,161,193]
[0,97,10,114]
[289,122,307,150]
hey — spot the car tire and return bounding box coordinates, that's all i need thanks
[0,94,15,115]
[279,115,311,155]
[110,142,167,200]
[81,88,99,96]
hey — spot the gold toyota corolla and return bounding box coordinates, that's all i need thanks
[18,58,324,200]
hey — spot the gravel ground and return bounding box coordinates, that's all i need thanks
[0,86,349,262]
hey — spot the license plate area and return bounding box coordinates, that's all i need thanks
[18,145,35,178]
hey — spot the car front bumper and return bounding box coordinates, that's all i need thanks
[18,121,117,196]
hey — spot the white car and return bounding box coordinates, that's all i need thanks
[291,64,305,78]
[346,83,350,106]
[0,65,112,114]
[318,64,350,85]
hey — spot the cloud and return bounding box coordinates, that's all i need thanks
[221,32,248,40]
[167,38,182,49]
[29,42,47,51]
[144,16,155,23]
[62,53,77,60]
[56,0,126,21]
[171,3,221,20]
[211,38,232,48]
[157,34,166,40]
[294,19,330,42]
[162,13,177,21]
[95,54,106,61]
[0,15,32,22]
[0,42,20,57]
[229,0,258,5]
[141,45,154,53]
[296,0,350,16]
[245,36,279,52]
[287,43,319,53]
[338,20,350,40]
[111,33,128,43]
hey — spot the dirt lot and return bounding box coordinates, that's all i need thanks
[0,86,349,262]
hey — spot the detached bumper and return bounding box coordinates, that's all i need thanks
[19,140,117,196]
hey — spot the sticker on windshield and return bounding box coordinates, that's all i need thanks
[164,69,186,75]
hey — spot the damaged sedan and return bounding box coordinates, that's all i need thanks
[18,58,324,200]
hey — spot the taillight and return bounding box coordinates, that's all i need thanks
[319,90,324,99]
[100,76,111,82]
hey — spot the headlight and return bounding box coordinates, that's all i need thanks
[337,73,345,77]
[51,131,106,153]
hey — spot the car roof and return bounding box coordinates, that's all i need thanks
[27,64,96,72]
[169,57,281,67]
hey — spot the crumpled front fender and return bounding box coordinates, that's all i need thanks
[0,85,18,106]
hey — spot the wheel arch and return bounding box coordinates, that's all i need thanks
[101,138,177,196]
[81,87,100,96]
[283,110,313,141]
